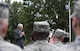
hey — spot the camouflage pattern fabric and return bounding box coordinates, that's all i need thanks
[24,40,61,51]
[0,38,22,51]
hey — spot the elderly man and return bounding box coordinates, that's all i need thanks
[24,21,61,51]
[0,2,22,51]
[14,23,25,49]
[52,29,69,46]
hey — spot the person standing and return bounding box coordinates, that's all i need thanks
[62,1,80,51]
[24,21,60,51]
[51,29,69,46]
[0,2,22,51]
[14,23,25,49]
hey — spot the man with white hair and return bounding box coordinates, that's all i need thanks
[14,23,25,49]
[0,2,22,51]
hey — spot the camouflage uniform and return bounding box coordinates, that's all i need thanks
[0,3,22,51]
[24,21,60,51]
[61,1,80,51]
[63,36,80,51]
[70,36,80,51]
[52,29,69,47]
[53,41,63,47]
[24,40,60,51]
[0,38,22,51]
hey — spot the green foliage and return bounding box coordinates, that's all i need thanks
[5,0,75,43]
[23,0,70,30]
[23,0,75,42]
[5,1,24,42]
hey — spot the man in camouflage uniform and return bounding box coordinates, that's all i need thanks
[62,1,80,51]
[0,2,22,51]
[52,29,69,46]
[24,21,61,51]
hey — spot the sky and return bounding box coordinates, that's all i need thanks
[0,0,23,3]
[11,0,23,3]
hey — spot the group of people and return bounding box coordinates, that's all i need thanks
[0,0,80,51]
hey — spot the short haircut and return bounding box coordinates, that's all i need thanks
[0,3,9,32]
[31,31,49,41]
[0,2,9,19]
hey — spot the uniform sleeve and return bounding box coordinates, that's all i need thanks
[13,45,23,51]
[59,45,74,51]
[15,47,23,51]
[24,48,34,51]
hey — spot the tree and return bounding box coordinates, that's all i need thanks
[5,0,75,43]
[23,0,70,30]
[23,0,75,42]
[5,1,23,42]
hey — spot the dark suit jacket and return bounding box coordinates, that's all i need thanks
[14,30,25,49]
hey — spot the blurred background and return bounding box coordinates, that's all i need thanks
[1,0,76,44]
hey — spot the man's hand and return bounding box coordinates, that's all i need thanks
[21,32,25,36]
[20,32,25,37]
